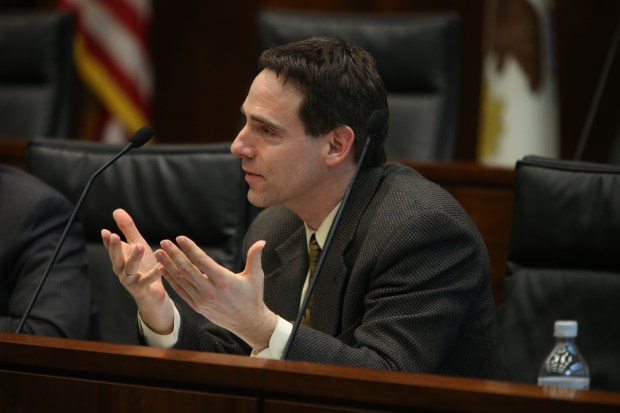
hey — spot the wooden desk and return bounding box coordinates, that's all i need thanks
[1,333,619,412]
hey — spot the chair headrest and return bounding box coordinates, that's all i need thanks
[26,138,247,249]
[0,11,73,81]
[509,156,620,271]
[258,9,460,91]
[0,12,74,137]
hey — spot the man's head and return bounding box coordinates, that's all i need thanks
[258,36,389,168]
[232,37,388,223]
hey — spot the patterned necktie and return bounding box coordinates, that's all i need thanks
[301,234,321,325]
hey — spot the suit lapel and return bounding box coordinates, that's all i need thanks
[264,225,308,321]
[311,166,384,335]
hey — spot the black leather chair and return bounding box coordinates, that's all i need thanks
[0,12,74,138]
[497,155,620,391]
[26,138,255,344]
[258,9,461,161]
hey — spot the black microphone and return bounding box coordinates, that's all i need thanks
[15,125,155,334]
[282,110,387,359]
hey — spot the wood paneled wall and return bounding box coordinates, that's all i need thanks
[121,0,620,163]
[2,0,619,161]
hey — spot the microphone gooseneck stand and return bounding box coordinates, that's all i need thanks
[281,110,387,359]
[15,126,155,334]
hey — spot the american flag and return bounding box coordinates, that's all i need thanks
[59,0,153,143]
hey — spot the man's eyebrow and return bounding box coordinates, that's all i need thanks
[240,107,286,133]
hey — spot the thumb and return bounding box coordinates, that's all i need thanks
[244,240,266,278]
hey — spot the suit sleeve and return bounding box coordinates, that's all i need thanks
[1,189,91,338]
[173,300,252,354]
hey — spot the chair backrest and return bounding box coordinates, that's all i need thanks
[257,9,461,161]
[26,138,254,344]
[0,12,74,138]
[498,155,620,391]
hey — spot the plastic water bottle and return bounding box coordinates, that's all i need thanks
[537,320,590,390]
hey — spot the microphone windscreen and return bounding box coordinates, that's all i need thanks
[130,125,155,148]
[366,110,387,137]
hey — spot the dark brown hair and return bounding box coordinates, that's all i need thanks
[259,37,389,168]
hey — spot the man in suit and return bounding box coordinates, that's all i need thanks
[102,37,500,378]
[0,165,91,338]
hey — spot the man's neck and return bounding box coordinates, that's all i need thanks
[291,166,355,230]
[293,191,344,230]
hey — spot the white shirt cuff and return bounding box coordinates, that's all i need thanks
[138,303,181,348]
[251,316,292,359]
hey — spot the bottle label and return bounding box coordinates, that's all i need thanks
[545,343,573,374]
[537,376,590,390]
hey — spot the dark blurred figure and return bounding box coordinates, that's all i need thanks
[0,165,91,338]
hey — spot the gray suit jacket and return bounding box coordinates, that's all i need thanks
[0,165,91,337]
[176,162,500,378]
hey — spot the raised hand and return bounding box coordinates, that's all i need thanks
[154,236,277,351]
[101,208,174,334]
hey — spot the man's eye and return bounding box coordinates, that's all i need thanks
[258,126,274,136]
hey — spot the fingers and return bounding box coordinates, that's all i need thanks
[158,238,203,273]
[160,237,266,283]
[155,240,203,306]
[128,262,161,286]
[107,232,125,275]
[102,229,109,247]
[104,231,144,278]
[123,242,144,276]
[113,208,147,245]
[155,236,234,307]
[174,236,221,280]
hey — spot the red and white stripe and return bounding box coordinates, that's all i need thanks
[60,0,153,142]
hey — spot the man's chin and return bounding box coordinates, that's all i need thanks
[247,192,271,209]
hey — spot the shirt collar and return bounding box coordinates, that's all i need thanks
[304,201,342,250]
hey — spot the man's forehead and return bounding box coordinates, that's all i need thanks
[241,72,303,122]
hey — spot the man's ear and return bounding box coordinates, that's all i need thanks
[325,125,355,167]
